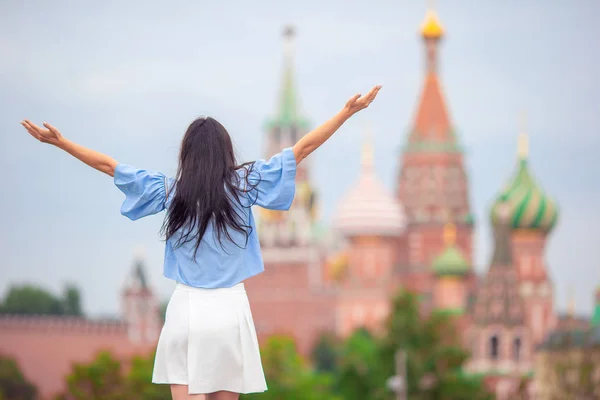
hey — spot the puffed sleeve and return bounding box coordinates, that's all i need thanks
[248,147,297,210]
[114,164,171,220]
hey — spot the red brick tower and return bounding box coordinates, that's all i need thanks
[333,136,407,337]
[490,119,559,346]
[121,254,161,345]
[396,8,474,300]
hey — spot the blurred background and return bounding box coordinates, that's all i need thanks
[0,0,598,399]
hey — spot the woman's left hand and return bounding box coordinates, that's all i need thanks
[343,85,383,116]
[20,120,64,146]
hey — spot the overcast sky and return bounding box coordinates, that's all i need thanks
[1,0,598,317]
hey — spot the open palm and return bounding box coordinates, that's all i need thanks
[20,120,63,145]
[344,85,382,115]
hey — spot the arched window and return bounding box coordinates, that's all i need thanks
[490,335,499,360]
[513,337,522,361]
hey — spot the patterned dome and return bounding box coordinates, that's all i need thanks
[334,141,406,237]
[432,225,469,276]
[490,134,558,232]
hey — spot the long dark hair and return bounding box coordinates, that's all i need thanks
[161,117,258,256]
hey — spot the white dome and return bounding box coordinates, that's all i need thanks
[333,141,406,237]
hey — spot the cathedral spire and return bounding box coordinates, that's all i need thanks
[567,286,575,318]
[421,0,444,72]
[404,6,458,152]
[361,123,374,173]
[518,111,529,160]
[259,25,314,249]
[279,26,297,125]
[268,25,308,131]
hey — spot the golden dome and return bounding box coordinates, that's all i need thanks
[421,9,444,39]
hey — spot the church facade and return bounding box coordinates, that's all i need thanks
[244,9,570,400]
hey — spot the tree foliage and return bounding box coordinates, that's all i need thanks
[310,290,493,400]
[241,335,341,400]
[311,332,339,374]
[0,355,37,400]
[0,284,83,316]
[334,328,387,400]
[60,351,170,400]
[378,291,492,400]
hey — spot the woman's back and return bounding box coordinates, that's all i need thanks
[114,147,297,288]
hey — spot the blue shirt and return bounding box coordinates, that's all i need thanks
[114,148,297,288]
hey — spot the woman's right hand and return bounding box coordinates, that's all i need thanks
[20,120,64,146]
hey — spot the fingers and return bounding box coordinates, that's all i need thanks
[358,85,382,109]
[364,85,382,102]
[347,93,361,104]
[21,120,38,135]
[43,122,60,135]
[20,120,42,141]
[24,119,44,134]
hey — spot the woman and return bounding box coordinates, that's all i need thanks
[20,84,382,400]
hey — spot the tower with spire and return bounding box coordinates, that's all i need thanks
[490,113,559,345]
[258,25,317,250]
[396,6,474,302]
[121,252,161,344]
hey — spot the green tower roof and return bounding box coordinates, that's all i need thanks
[592,286,600,327]
[490,134,558,232]
[432,224,469,276]
[266,26,310,131]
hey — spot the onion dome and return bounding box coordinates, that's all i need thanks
[432,224,469,276]
[490,131,559,232]
[334,136,406,237]
[421,9,444,40]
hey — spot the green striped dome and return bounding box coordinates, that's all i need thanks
[491,158,558,232]
[593,285,600,327]
[432,245,469,276]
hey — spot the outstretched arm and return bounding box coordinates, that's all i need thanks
[20,120,118,177]
[292,85,382,164]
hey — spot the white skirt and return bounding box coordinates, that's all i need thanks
[152,282,267,395]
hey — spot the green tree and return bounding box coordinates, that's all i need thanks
[62,285,83,317]
[64,351,127,400]
[311,332,339,374]
[0,285,64,315]
[61,351,171,400]
[334,328,387,400]
[126,352,171,400]
[378,291,493,400]
[0,355,38,400]
[242,335,341,400]
[0,284,84,317]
